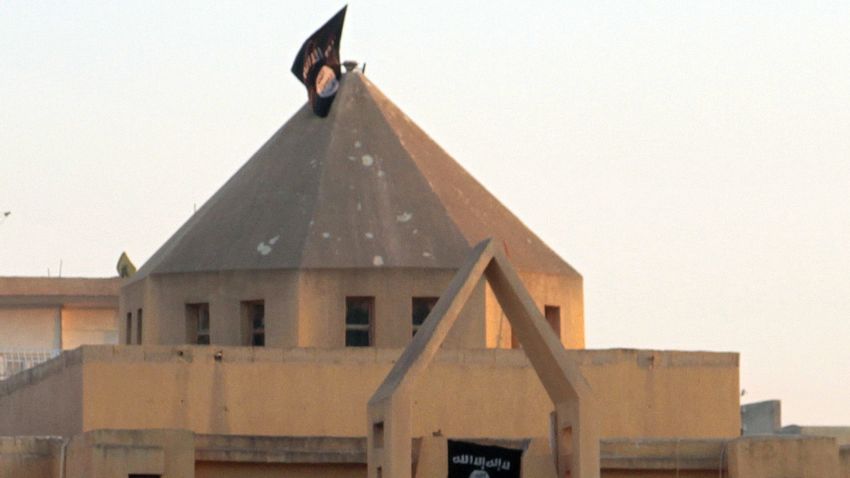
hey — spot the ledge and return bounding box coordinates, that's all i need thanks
[194,434,366,464]
[0,345,738,398]
[600,438,727,470]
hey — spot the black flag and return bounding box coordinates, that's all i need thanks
[447,440,523,478]
[291,6,347,117]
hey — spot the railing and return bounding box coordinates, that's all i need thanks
[0,348,61,381]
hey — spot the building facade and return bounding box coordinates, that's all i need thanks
[0,277,120,380]
[1,70,847,477]
[120,71,583,353]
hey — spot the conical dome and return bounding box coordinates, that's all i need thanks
[134,71,578,280]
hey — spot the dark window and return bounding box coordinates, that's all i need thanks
[373,421,385,448]
[136,309,143,344]
[545,305,561,339]
[345,297,374,347]
[129,475,161,478]
[411,297,438,336]
[126,312,133,345]
[242,301,265,346]
[186,303,210,345]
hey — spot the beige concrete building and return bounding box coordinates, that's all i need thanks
[1,70,847,477]
[0,277,121,380]
[119,70,582,353]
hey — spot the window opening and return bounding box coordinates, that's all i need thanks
[186,303,210,345]
[345,297,374,347]
[411,297,438,336]
[126,312,132,345]
[242,301,265,346]
[545,305,561,339]
[136,308,143,344]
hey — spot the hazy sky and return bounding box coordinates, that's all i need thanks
[1,2,848,425]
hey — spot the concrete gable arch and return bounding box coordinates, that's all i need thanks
[367,239,600,478]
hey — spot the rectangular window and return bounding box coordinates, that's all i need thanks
[242,301,265,346]
[545,305,561,339]
[345,297,374,347]
[411,297,438,337]
[186,303,210,345]
[136,309,143,345]
[126,312,133,345]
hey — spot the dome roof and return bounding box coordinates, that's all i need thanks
[133,71,578,280]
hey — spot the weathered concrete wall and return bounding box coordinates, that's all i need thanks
[485,272,584,349]
[603,471,719,478]
[298,268,484,348]
[0,436,61,478]
[133,271,300,347]
[122,267,584,350]
[526,272,584,350]
[5,432,844,478]
[781,425,850,446]
[195,463,365,478]
[193,434,365,477]
[1,277,120,350]
[418,437,735,477]
[0,307,60,349]
[7,432,844,478]
[119,277,145,345]
[741,400,781,435]
[0,277,121,299]
[78,347,552,439]
[64,429,194,478]
[727,435,840,478]
[0,351,83,438]
[0,306,118,351]
[600,438,725,478]
[0,346,739,443]
[588,349,739,439]
[61,307,118,349]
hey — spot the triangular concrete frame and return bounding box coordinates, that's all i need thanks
[367,239,600,478]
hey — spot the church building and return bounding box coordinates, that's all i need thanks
[0,69,845,478]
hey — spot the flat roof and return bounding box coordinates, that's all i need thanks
[0,277,121,308]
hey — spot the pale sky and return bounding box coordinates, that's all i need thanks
[1,2,848,426]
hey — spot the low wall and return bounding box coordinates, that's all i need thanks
[195,463,365,478]
[781,425,850,446]
[0,346,739,441]
[64,428,194,478]
[0,436,61,478]
[601,438,725,478]
[4,431,844,478]
[727,435,840,478]
[0,351,83,438]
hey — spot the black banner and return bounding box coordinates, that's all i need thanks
[291,6,347,117]
[448,440,522,478]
